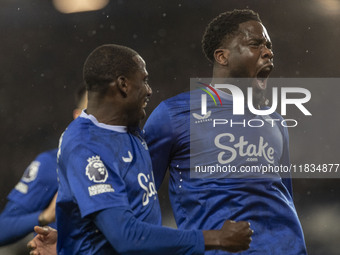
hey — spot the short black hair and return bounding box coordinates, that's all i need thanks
[83,44,139,92]
[202,9,261,63]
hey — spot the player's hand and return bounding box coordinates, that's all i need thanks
[38,192,57,225]
[27,226,58,255]
[218,220,253,252]
[203,220,253,253]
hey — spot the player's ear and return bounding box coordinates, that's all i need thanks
[214,49,230,66]
[116,75,128,97]
[73,108,82,120]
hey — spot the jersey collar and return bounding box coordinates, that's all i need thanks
[80,110,127,133]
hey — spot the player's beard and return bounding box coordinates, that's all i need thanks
[250,87,267,109]
[236,78,268,109]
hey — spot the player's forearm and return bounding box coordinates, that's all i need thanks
[94,207,204,255]
[0,210,40,246]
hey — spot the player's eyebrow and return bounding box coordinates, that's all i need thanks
[248,35,273,49]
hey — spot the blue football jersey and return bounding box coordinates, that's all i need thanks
[56,111,161,254]
[1,149,57,245]
[8,149,58,212]
[144,90,307,255]
[5,149,58,234]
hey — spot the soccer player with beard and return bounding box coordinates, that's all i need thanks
[144,9,308,255]
[27,44,253,255]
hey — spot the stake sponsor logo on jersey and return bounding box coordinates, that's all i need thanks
[215,133,275,164]
[137,173,157,206]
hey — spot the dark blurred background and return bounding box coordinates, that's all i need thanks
[0,0,339,254]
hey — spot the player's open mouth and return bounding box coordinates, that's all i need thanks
[255,64,273,90]
[143,98,149,108]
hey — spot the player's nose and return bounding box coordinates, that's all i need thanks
[261,46,274,60]
[146,83,152,97]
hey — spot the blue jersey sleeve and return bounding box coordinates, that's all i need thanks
[144,102,174,189]
[0,149,58,246]
[64,146,130,218]
[7,149,58,211]
[0,201,40,246]
[94,206,204,255]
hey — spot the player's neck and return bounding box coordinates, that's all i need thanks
[86,90,130,126]
[86,102,128,127]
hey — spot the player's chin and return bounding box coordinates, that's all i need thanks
[127,111,144,127]
[134,109,146,126]
[140,108,146,119]
[252,77,268,91]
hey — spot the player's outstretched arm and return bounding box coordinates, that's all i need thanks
[26,213,252,255]
[27,226,57,255]
[95,206,253,254]
[0,202,42,246]
[0,192,57,246]
[203,220,253,252]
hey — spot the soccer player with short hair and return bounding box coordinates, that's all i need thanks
[28,44,253,255]
[144,9,308,255]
